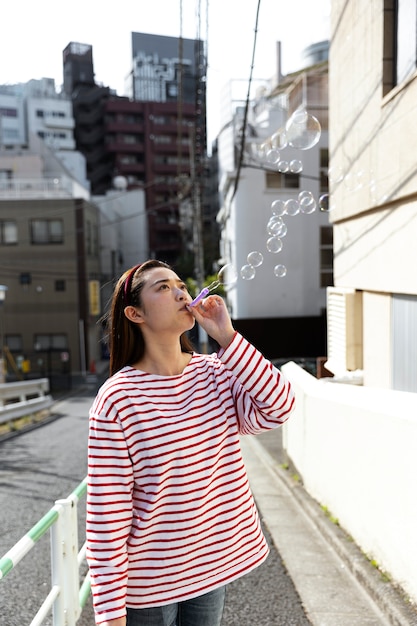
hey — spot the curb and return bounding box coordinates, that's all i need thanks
[257,442,417,626]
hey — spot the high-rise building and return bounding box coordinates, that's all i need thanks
[63,35,218,272]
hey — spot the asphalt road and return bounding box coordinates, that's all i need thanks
[0,385,311,626]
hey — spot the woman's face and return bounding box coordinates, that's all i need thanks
[129,266,195,334]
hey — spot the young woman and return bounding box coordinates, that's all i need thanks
[86,260,295,626]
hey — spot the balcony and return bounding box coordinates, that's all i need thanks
[43,115,75,130]
[0,177,89,200]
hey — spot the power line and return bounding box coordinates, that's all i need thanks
[231,0,262,201]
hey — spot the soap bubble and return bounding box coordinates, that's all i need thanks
[277,160,289,173]
[274,222,288,237]
[266,236,283,253]
[274,264,287,278]
[319,193,332,212]
[266,148,280,164]
[271,199,286,216]
[286,109,321,150]
[267,217,287,237]
[289,159,303,173]
[217,263,238,286]
[291,108,308,124]
[284,199,300,216]
[328,165,344,185]
[298,190,317,214]
[247,251,264,267]
[240,264,256,280]
[344,170,364,192]
[271,129,288,150]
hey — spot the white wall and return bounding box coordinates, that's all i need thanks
[282,361,417,604]
[363,291,391,388]
[94,188,147,276]
[0,92,26,146]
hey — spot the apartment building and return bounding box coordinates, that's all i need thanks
[216,44,330,359]
[0,145,101,386]
[328,1,417,392]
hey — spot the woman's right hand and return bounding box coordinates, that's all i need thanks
[187,295,235,349]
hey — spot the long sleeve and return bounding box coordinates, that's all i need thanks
[218,332,295,434]
[86,409,134,623]
[86,333,295,623]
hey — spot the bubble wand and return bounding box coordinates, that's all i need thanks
[189,264,237,307]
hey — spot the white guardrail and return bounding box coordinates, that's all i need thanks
[0,479,91,625]
[0,378,54,424]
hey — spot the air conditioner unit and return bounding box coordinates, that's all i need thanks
[325,287,363,376]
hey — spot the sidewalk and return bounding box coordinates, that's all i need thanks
[241,432,417,626]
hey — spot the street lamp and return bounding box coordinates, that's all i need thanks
[0,285,8,384]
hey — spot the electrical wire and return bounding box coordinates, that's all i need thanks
[231,0,262,201]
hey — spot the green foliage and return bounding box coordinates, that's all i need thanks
[185,274,225,298]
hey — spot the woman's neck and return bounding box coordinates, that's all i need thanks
[133,341,192,376]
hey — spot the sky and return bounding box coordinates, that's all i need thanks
[0,0,330,144]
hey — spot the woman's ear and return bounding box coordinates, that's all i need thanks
[124,305,144,324]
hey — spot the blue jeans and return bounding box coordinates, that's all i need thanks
[126,586,226,626]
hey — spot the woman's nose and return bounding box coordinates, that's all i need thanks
[175,287,185,300]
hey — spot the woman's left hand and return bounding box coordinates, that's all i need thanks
[187,295,235,349]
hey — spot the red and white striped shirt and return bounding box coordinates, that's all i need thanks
[86,332,295,624]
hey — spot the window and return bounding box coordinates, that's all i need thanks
[383,0,417,94]
[320,148,329,192]
[154,135,172,144]
[20,273,31,285]
[0,220,17,244]
[0,107,17,118]
[265,172,300,189]
[392,295,417,391]
[30,219,63,244]
[123,134,140,144]
[34,334,68,350]
[5,335,22,352]
[320,226,333,287]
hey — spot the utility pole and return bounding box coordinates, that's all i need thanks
[189,126,208,353]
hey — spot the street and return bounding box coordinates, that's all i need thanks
[0,386,311,626]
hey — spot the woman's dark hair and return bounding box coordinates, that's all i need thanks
[107,260,194,375]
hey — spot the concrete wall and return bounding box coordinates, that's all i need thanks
[281,361,417,605]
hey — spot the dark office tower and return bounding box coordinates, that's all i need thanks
[127,32,208,269]
[63,42,95,96]
[63,42,113,194]
[130,33,202,104]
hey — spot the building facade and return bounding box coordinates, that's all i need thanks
[0,148,101,386]
[64,37,216,272]
[216,51,330,360]
[328,0,417,392]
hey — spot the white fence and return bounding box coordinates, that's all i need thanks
[281,361,417,605]
[0,378,53,424]
[0,479,90,625]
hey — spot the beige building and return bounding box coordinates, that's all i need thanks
[327,0,417,392]
[0,150,101,386]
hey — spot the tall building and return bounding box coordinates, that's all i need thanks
[63,34,218,272]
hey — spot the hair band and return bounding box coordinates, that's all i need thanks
[123,264,142,304]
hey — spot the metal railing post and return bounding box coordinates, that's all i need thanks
[51,498,80,626]
[1,478,90,625]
